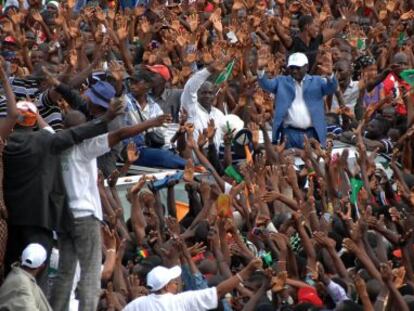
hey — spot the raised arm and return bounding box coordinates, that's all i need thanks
[49,100,123,154]
[0,57,18,139]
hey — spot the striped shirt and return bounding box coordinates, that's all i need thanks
[0,77,63,131]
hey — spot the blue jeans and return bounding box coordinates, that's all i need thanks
[282,126,319,149]
[135,148,186,169]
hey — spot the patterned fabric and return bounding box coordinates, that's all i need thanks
[0,154,8,282]
[0,77,63,131]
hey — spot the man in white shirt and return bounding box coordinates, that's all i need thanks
[123,258,262,311]
[180,59,230,151]
[50,104,170,311]
[331,60,361,113]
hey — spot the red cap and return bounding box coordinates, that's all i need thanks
[298,287,323,307]
[204,2,214,12]
[145,65,171,81]
[393,249,402,258]
[3,36,16,44]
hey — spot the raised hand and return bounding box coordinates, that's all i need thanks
[108,60,125,81]
[187,13,199,33]
[206,119,216,140]
[126,142,139,164]
[257,46,270,70]
[150,114,172,127]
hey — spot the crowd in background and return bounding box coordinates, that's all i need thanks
[1,0,414,310]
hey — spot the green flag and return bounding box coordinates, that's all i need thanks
[350,178,364,205]
[400,69,414,86]
[224,165,243,183]
[398,32,406,47]
[357,38,365,50]
[215,60,235,85]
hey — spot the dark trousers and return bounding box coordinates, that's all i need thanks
[282,126,319,149]
[5,225,53,291]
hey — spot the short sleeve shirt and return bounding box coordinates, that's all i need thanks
[289,34,324,71]
[123,287,218,311]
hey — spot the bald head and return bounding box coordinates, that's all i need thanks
[197,81,216,112]
[63,110,87,128]
[392,52,409,76]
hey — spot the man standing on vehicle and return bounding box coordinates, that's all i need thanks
[257,51,338,149]
[50,100,170,310]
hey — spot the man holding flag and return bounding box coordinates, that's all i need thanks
[180,57,232,151]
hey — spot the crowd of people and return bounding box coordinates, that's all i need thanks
[0,0,414,310]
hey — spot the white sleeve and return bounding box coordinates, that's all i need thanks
[180,68,211,117]
[43,126,55,134]
[79,134,110,161]
[177,287,218,311]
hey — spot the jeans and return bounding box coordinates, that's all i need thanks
[135,147,186,169]
[50,216,102,311]
[282,126,319,149]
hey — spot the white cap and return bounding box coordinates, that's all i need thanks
[221,114,244,135]
[16,101,38,114]
[287,53,309,67]
[146,265,181,292]
[21,243,47,269]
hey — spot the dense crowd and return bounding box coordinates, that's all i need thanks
[1,0,414,310]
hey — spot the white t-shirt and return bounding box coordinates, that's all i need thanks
[331,80,360,112]
[60,134,110,220]
[123,287,218,311]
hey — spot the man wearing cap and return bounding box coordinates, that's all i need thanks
[146,64,183,122]
[3,97,123,279]
[123,258,262,311]
[0,243,52,310]
[257,51,338,149]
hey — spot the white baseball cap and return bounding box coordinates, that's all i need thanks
[146,265,182,292]
[287,53,309,67]
[21,243,47,269]
[16,101,38,114]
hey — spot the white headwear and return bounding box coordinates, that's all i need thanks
[287,52,309,67]
[220,114,244,135]
[146,265,181,292]
[21,243,47,269]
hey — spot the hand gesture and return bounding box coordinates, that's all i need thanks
[105,98,125,121]
[102,225,117,250]
[232,0,246,11]
[140,17,151,34]
[183,158,194,182]
[245,257,263,272]
[380,263,393,283]
[257,46,270,70]
[187,13,199,33]
[151,114,171,127]
[128,274,148,299]
[108,60,125,81]
[129,175,147,195]
[126,142,139,164]
[317,52,333,76]
[107,169,119,188]
[116,16,128,41]
[206,119,216,140]
[41,66,60,87]
[271,271,287,292]
[31,10,44,23]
